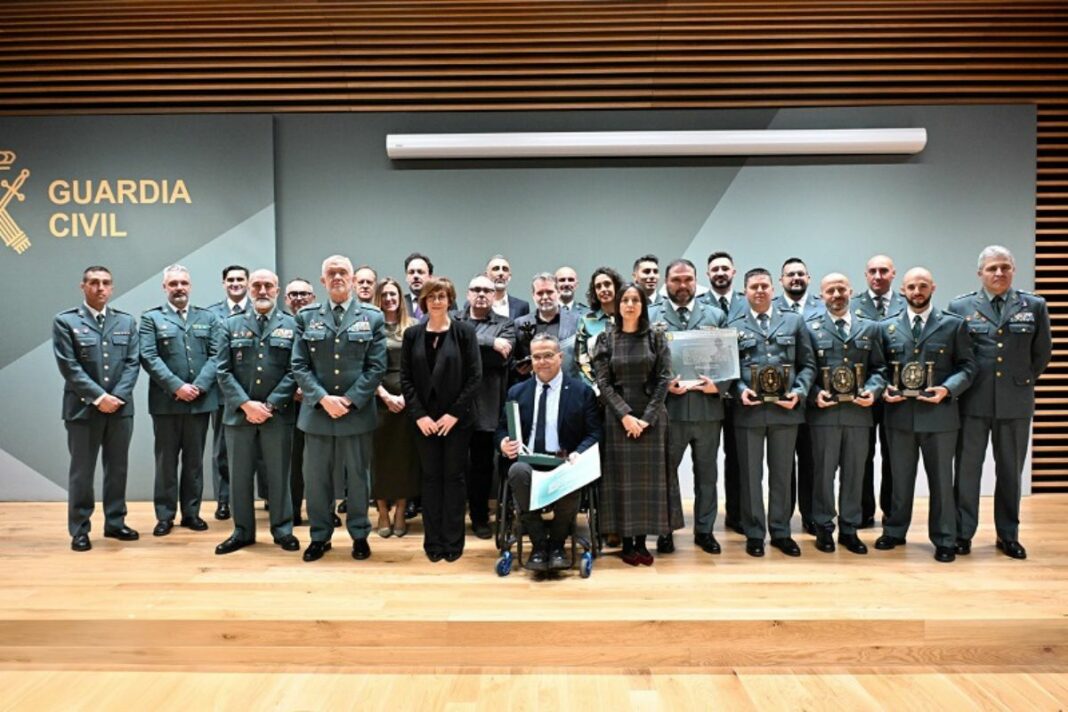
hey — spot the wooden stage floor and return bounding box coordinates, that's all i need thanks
[2,497,1067,710]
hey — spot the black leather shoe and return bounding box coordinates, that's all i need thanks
[858,516,876,530]
[71,534,91,552]
[695,533,721,554]
[802,520,818,536]
[104,526,139,541]
[548,548,569,571]
[426,550,444,562]
[302,540,332,562]
[815,529,836,553]
[526,549,549,571]
[214,503,231,521]
[997,539,1027,560]
[180,516,208,531]
[770,537,802,557]
[472,522,493,540]
[275,534,300,551]
[839,533,868,555]
[215,535,254,555]
[443,550,463,562]
[656,533,675,554]
[405,501,421,520]
[352,538,371,560]
[934,546,956,563]
[955,538,972,556]
[332,514,342,528]
[337,500,347,514]
[745,538,765,557]
[874,535,906,550]
[152,520,174,537]
[724,518,745,535]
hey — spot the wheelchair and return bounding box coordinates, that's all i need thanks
[493,473,601,578]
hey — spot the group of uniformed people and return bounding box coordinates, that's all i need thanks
[53,244,1049,565]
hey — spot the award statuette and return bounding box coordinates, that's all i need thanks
[750,363,793,403]
[889,360,935,398]
[820,363,866,403]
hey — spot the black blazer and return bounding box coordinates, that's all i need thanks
[507,294,531,321]
[495,373,603,457]
[400,319,483,422]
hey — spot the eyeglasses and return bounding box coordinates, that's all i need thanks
[468,287,494,294]
[287,291,313,298]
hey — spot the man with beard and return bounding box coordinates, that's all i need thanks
[700,251,746,321]
[456,274,516,539]
[139,264,218,537]
[632,254,662,306]
[949,246,1051,559]
[403,253,432,319]
[554,266,588,315]
[877,267,976,563]
[728,268,816,558]
[214,269,300,555]
[805,273,887,555]
[487,254,530,320]
[513,273,581,381]
[650,259,729,556]
[354,265,378,304]
[207,265,252,520]
[283,278,317,526]
[292,255,387,562]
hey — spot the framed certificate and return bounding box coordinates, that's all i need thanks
[665,327,740,387]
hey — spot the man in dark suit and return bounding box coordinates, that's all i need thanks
[52,266,140,551]
[497,333,603,571]
[650,259,729,556]
[728,267,817,558]
[139,264,218,536]
[948,245,1052,559]
[283,277,317,525]
[456,274,517,539]
[403,252,432,319]
[513,272,581,381]
[206,264,252,521]
[850,254,907,528]
[292,254,388,562]
[772,257,824,536]
[877,267,977,563]
[487,254,530,320]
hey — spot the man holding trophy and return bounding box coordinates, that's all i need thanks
[805,274,887,555]
[876,267,977,563]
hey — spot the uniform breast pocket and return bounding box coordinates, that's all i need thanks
[815,337,834,355]
[967,323,992,336]
[1009,323,1035,335]
[926,341,950,365]
[775,334,796,360]
[347,331,372,345]
[737,337,757,365]
[75,335,99,359]
[268,337,294,363]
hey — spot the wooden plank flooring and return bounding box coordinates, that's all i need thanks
[1,498,1067,708]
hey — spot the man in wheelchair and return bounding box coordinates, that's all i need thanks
[497,333,603,572]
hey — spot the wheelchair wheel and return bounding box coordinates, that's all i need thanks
[579,551,593,578]
[495,551,513,577]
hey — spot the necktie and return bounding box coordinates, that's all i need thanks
[231,303,242,315]
[96,313,105,330]
[179,308,187,322]
[677,306,689,324]
[835,318,848,340]
[874,295,884,318]
[411,297,423,319]
[333,304,344,327]
[789,301,799,313]
[992,295,1003,321]
[257,313,267,329]
[912,314,923,340]
[719,296,729,314]
[757,312,769,335]
[534,382,549,454]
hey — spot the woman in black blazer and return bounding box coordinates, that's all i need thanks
[400,277,483,562]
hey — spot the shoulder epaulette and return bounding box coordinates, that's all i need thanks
[952,290,978,300]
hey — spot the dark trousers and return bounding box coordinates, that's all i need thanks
[667,419,722,535]
[226,419,294,542]
[211,407,230,506]
[884,427,957,548]
[736,424,798,540]
[65,413,133,537]
[151,412,210,522]
[290,425,305,520]
[955,415,1030,542]
[507,460,581,548]
[790,422,815,524]
[467,430,496,526]
[416,426,472,557]
[722,403,741,526]
[811,424,869,535]
[303,432,372,543]
[863,403,894,521]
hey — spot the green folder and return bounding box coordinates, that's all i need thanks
[505,400,565,468]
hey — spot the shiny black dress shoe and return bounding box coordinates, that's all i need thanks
[472,522,493,540]
[525,549,549,572]
[426,551,444,562]
[153,520,174,537]
[695,533,721,554]
[997,539,1027,560]
[934,546,956,563]
[814,529,836,553]
[770,537,802,557]
[802,520,818,536]
[858,516,876,530]
[745,538,765,557]
[180,516,208,531]
[214,503,231,521]
[302,540,332,562]
[548,548,569,571]
[71,534,91,552]
[443,550,463,562]
[215,535,254,555]
[332,514,342,528]
[104,525,139,541]
[405,501,421,520]
[874,535,906,550]
[656,533,675,554]
[337,500,347,514]
[274,534,300,551]
[838,533,868,555]
[955,538,972,556]
[351,538,371,560]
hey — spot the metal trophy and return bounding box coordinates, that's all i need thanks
[821,362,866,403]
[889,360,935,398]
[750,363,792,403]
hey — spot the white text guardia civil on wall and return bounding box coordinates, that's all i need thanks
[48,179,192,238]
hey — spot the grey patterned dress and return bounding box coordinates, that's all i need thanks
[592,325,684,537]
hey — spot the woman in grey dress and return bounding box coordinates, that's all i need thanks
[592,283,683,566]
[371,278,420,537]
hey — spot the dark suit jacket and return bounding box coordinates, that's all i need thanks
[495,374,603,457]
[400,319,483,422]
[507,294,530,321]
[456,308,516,431]
[513,308,581,364]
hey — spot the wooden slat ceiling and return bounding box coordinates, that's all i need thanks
[3,0,1067,489]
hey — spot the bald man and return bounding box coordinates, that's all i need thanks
[876,267,976,563]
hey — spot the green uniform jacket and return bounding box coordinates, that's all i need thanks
[850,290,907,321]
[53,306,140,420]
[214,308,298,426]
[649,299,730,422]
[139,304,219,415]
[805,313,887,427]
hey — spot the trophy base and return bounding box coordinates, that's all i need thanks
[760,394,788,403]
[833,394,856,403]
[893,388,934,399]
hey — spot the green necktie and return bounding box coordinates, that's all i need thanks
[333,304,344,327]
[912,314,923,340]
[992,295,1004,321]
[835,318,848,340]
